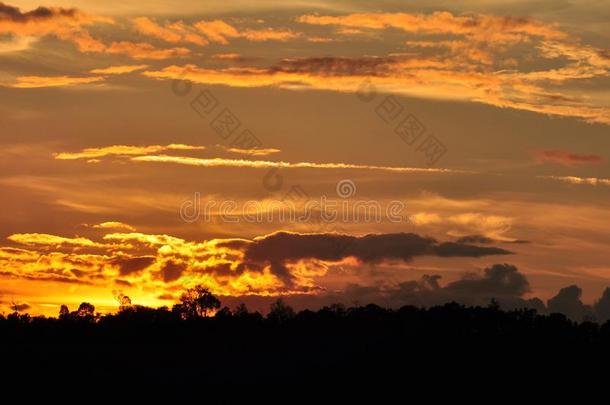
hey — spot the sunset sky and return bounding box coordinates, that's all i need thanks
[1,0,610,316]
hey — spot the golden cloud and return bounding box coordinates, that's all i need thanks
[539,175,610,186]
[11,75,104,88]
[193,19,240,44]
[0,230,511,300]
[105,41,190,60]
[142,47,610,124]
[194,19,299,44]
[447,213,514,241]
[91,222,137,232]
[0,34,37,52]
[130,154,460,173]
[410,212,443,226]
[241,28,299,42]
[90,64,149,75]
[212,53,243,61]
[133,16,208,46]
[0,4,196,60]
[54,144,205,160]
[8,233,107,248]
[296,12,566,42]
[224,147,281,156]
[0,2,113,52]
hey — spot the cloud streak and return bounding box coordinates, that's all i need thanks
[296,12,567,42]
[91,222,137,232]
[104,41,190,60]
[133,16,208,46]
[54,144,205,160]
[539,175,610,186]
[10,75,104,88]
[131,16,301,47]
[90,65,149,75]
[130,154,462,173]
[535,150,603,166]
[194,19,299,44]
[218,145,281,156]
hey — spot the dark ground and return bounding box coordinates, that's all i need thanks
[1,302,607,390]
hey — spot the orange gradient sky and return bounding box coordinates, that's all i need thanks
[1,0,610,316]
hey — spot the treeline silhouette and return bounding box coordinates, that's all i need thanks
[3,287,610,386]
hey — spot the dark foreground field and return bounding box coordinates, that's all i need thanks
[2,302,609,388]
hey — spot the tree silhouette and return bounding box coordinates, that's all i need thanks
[9,300,30,313]
[76,302,95,318]
[268,299,295,324]
[59,305,70,319]
[176,286,220,318]
[9,301,20,313]
[234,303,250,318]
[113,290,132,311]
[215,306,233,319]
[3,299,610,387]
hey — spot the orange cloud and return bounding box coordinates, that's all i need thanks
[539,176,610,186]
[105,41,190,60]
[11,75,104,88]
[224,147,281,156]
[0,34,37,52]
[8,233,106,248]
[447,213,514,241]
[90,64,149,75]
[133,16,208,46]
[0,3,200,60]
[410,212,443,226]
[535,150,603,166]
[194,19,299,44]
[142,51,610,124]
[215,144,280,156]
[130,154,459,173]
[133,16,181,42]
[141,57,456,91]
[194,19,240,44]
[539,41,610,69]
[295,10,610,86]
[0,247,108,285]
[91,222,137,232]
[297,12,566,43]
[0,2,113,52]
[405,40,497,65]
[0,230,510,304]
[54,144,205,160]
[241,28,299,42]
[212,53,243,61]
